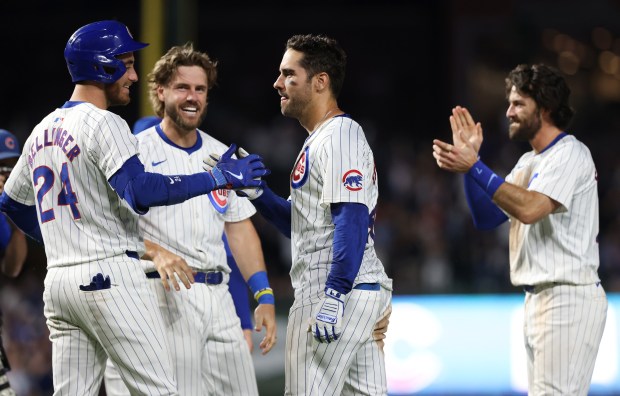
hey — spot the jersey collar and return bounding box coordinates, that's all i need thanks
[155,124,203,155]
[539,132,568,154]
[61,101,85,108]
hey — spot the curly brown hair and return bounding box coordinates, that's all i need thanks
[148,43,217,117]
[505,64,574,129]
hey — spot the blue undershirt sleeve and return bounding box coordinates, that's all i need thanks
[464,173,508,230]
[0,193,43,244]
[224,234,253,330]
[251,186,292,238]
[325,202,368,294]
[0,214,12,250]
[109,155,217,214]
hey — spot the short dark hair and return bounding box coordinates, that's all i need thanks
[505,64,574,129]
[286,34,347,98]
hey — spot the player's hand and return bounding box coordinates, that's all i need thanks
[204,144,270,190]
[372,304,392,352]
[309,288,345,343]
[243,329,254,353]
[254,303,277,355]
[149,243,195,291]
[450,106,483,154]
[432,134,479,173]
[204,147,267,200]
[0,174,6,194]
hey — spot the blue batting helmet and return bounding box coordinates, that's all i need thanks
[64,20,148,84]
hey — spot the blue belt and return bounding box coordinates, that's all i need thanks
[126,250,140,260]
[146,271,224,285]
[524,281,600,293]
[353,283,381,291]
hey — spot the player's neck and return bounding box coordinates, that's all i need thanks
[530,124,563,154]
[160,119,198,148]
[302,102,342,135]
[70,83,107,110]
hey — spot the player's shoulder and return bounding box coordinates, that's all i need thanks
[550,134,592,160]
[196,129,230,153]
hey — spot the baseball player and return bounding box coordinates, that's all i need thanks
[433,64,607,395]
[0,129,27,396]
[0,21,267,396]
[131,115,256,349]
[210,34,393,395]
[104,44,276,396]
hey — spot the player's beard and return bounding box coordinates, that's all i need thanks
[280,84,312,119]
[105,81,131,107]
[508,108,542,142]
[166,102,207,131]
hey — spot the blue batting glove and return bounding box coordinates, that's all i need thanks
[204,144,270,190]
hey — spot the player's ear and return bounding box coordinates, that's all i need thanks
[156,85,165,102]
[314,72,329,93]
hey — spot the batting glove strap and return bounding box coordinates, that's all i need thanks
[310,288,346,343]
[209,167,232,190]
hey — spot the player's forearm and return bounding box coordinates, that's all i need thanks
[1,227,27,277]
[325,202,368,294]
[251,186,291,237]
[463,174,508,230]
[225,219,267,280]
[492,183,558,224]
[466,160,554,225]
[110,155,218,213]
[0,193,43,244]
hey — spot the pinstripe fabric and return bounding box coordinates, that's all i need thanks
[286,116,392,395]
[505,135,599,286]
[524,284,607,395]
[285,287,391,396]
[135,127,255,273]
[105,280,258,396]
[289,116,391,306]
[4,103,144,268]
[104,126,258,395]
[44,259,177,396]
[504,134,607,394]
[4,103,178,395]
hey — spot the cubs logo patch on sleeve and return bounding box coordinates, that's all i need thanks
[342,169,363,191]
[291,146,310,189]
[208,189,229,213]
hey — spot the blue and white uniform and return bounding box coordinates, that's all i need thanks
[2,102,178,395]
[104,125,259,396]
[285,115,392,395]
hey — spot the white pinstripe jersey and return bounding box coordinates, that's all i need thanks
[505,134,600,286]
[4,102,143,268]
[135,126,256,273]
[288,115,391,305]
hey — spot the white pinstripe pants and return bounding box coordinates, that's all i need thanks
[285,286,391,396]
[43,259,177,396]
[523,283,607,396]
[105,278,258,396]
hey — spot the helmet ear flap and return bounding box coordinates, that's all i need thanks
[64,20,147,84]
[94,55,127,84]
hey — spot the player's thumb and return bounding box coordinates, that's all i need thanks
[254,310,263,332]
[222,143,238,160]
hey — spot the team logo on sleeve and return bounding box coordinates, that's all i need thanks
[208,189,229,213]
[291,146,310,189]
[342,169,363,191]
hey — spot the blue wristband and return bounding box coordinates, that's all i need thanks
[467,160,505,197]
[247,271,274,304]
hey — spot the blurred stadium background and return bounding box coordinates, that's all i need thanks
[2,0,620,395]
